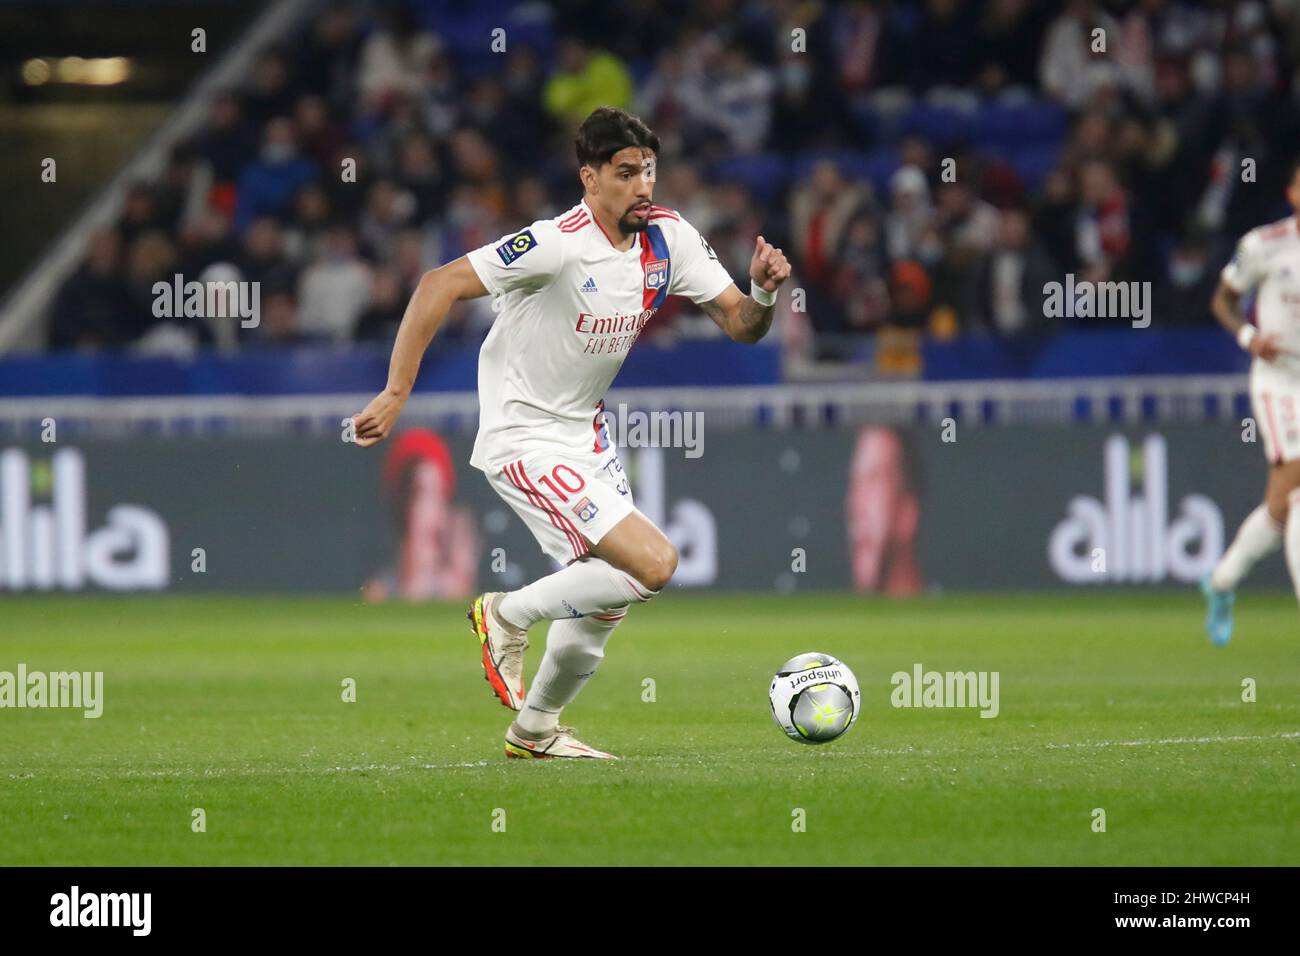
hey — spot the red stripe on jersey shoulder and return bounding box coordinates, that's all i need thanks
[649,205,679,220]
[556,208,586,228]
[559,215,590,233]
[1259,218,1295,241]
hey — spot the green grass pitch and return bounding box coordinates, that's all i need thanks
[1,592,1296,866]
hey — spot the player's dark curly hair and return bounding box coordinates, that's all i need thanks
[575,107,660,169]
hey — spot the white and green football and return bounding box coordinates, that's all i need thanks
[768,652,860,744]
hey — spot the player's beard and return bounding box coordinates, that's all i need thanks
[618,212,650,235]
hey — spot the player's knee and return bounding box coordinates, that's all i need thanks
[638,542,678,592]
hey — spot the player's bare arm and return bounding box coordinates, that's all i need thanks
[1211,278,1279,362]
[699,235,791,344]
[352,256,488,447]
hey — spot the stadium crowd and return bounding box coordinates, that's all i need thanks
[47,0,1300,365]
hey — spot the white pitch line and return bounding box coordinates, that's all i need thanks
[4,760,495,781]
[1046,731,1300,750]
[6,732,1298,781]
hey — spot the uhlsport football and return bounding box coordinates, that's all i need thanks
[769,652,861,744]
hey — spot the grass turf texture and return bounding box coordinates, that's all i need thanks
[1,593,1296,866]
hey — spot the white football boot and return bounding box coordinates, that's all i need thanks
[504,722,618,760]
[467,592,529,710]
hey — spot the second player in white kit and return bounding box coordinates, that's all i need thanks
[1204,160,1300,643]
[353,107,791,758]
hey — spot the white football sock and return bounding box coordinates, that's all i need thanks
[516,609,628,735]
[1211,504,1283,590]
[1284,491,1300,608]
[497,556,655,629]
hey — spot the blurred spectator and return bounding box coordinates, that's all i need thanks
[1033,168,1079,275]
[235,117,320,232]
[1155,228,1219,327]
[242,48,300,126]
[394,132,447,224]
[178,209,240,276]
[884,165,937,262]
[1075,159,1132,281]
[771,39,844,152]
[689,43,774,156]
[887,260,933,331]
[935,181,1002,259]
[237,216,297,296]
[324,140,375,222]
[543,37,633,129]
[257,291,308,346]
[356,265,407,342]
[829,0,889,97]
[359,179,417,261]
[710,182,765,281]
[963,207,1059,335]
[391,228,431,292]
[117,182,164,245]
[790,161,873,355]
[832,209,890,333]
[660,162,717,236]
[906,0,979,91]
[49,229,130,350]
[297,223,370,342]
[293,94,344,170]
[463,78,534,172]
[501,48,548,144]
[417,47,460,139]
[791,161,872,282]
[974,0,1051,94]
[296,2,362,107]
[509,176,558,224]
[194,91,256,189]
[155,145,209,235]
[123,231,180,341]
[282,183,332,265]
[447,129,507,216]
[1040,1,1123,108]
[357,6,441,110]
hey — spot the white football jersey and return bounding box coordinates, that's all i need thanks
[464,197,735,471]
[1222,215,1300,374]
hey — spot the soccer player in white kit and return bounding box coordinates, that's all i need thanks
[1202,162,1300,644]
[353,108,791,757]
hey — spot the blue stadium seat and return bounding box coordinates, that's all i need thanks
[1005,143,1061,194]
[848,100,881,143]
[708,154,789,203]
[789,149,877,188]
[971,100,1068,149]
[862,147,902,198]
[899,104,974,145]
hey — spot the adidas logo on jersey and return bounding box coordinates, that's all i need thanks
[580,276,597,294]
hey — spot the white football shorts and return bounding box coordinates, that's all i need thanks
[485,446,638,565]
[1250,359,1300,465]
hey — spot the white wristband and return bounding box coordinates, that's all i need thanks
[750,280,776,307]
[1237,324,1257,350]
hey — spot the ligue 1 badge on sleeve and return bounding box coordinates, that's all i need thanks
[496,228,537,265]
